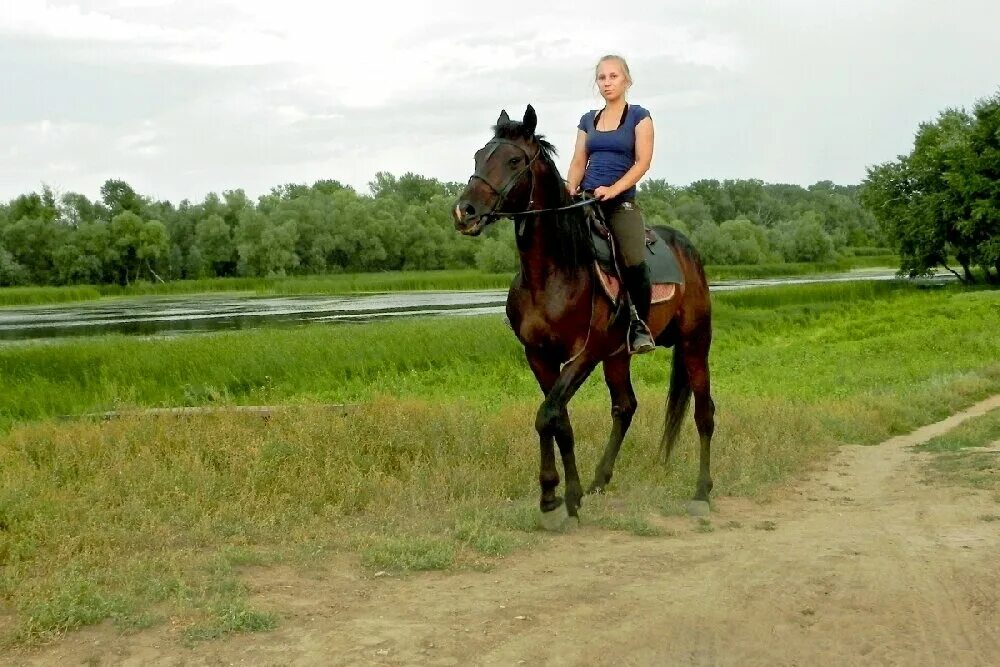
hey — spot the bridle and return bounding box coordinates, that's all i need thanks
[467,138,598,221]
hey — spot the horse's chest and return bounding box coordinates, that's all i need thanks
[508,291,583,353]
[516,313,553,347]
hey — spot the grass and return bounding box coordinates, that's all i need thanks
[705,255,898,281]
[0,281,998,646]
[96,270,516,298]
[0,285,103,307]
[361,538,457,572]
[716,278,907,309]
[916,409,1000,491]
[915,409,1000,454]
[0,256,901,307]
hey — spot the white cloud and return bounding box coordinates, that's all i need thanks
[115,122,160,157]
[2,0,206,46]
[1,0,998,202]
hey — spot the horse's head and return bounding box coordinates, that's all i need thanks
[453,105,541,236]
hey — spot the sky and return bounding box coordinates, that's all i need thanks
[1,0,998,204]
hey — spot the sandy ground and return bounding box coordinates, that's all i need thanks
[8,395,1000,666]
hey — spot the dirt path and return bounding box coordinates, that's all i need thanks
[11,396,1000,666]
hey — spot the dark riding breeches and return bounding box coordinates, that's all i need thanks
[599,199,646,268]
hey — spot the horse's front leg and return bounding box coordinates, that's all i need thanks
[526,349,599,524]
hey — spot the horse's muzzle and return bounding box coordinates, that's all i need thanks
[453,202,486,236]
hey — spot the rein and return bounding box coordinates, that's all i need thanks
[495,197,599,218]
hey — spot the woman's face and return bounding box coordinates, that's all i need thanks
[596,60,628,102]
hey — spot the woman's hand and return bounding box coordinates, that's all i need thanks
[593,185,616,200]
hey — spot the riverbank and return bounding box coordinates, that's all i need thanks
[0,256,899,307]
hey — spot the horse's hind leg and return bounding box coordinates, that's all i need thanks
[681,333,715,502]
[588,353,637,494]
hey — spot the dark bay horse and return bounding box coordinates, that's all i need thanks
[452,105,715,528]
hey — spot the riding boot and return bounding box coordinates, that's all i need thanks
[622,262,655,354]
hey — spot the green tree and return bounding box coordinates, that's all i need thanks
[235,210,300,276]
[861,92,1000,283]
[0,245,29,286]
[690,223,732,264]
[59,192,106,226]
[194,214,236,276]
[52,221,113,284]
[108,211,166,284]
[771,213,835,262]
[671,194,714,230]
[369,171,456,202]
[100,179,143,217]
[688,179,736,222]
[1,215,65,283]
[139,220,170,281]
[964,93,1000,281]
[719,218,773,264]
[475,237,518,273]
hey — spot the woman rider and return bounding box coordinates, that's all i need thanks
[566,54,656,354]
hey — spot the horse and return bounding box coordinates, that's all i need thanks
[451,104,716,529]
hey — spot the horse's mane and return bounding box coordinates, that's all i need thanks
[492,119,594,270]
[492,120,558,160]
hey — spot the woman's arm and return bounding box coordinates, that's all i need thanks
[565,129,589,195]
[596,116,654,200]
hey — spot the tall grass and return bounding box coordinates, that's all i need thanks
[95,270,515,297]
[0,286,102,307]
[706,255,898,281]
[715,279,906,309]
[0,281,998,646]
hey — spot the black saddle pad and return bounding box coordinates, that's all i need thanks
[591,226,685,285]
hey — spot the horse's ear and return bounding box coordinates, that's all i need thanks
[522,104,537,136]
[497,109,510,126]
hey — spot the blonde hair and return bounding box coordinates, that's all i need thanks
[594,54,633,89]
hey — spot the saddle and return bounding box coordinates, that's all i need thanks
[582,199,684,306]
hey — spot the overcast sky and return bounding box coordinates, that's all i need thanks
[2,0,998,204]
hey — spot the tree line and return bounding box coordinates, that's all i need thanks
[0,167,890,287]
[861,90,1000,284]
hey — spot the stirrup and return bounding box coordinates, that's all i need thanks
[628,318,655,355]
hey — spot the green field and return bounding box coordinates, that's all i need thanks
[1,280,997,646]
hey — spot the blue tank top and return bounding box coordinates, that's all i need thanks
[578,103,651,200]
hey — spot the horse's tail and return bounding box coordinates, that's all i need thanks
[659,343,691,462]
[652,224,707,462]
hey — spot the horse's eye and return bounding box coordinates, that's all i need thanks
[508,157,520,167]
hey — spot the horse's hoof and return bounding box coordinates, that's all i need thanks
[586,484,604,495]
[687,500,711,517]
[539,502,576,532]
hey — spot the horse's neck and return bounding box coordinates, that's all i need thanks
[515,215,551,288]
[515,210,587,291]
[514,164,589,289]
